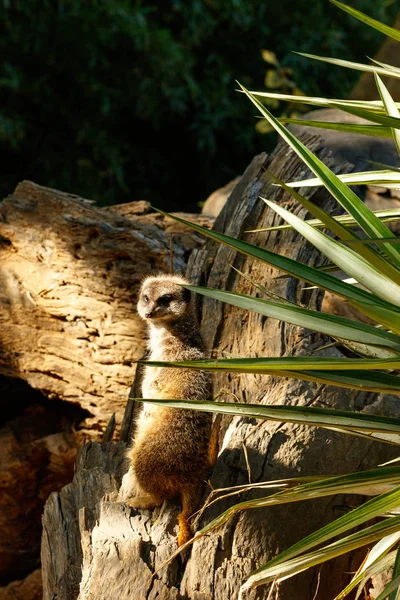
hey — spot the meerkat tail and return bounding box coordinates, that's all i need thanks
[177,485,199,547]
[177,515,193,547]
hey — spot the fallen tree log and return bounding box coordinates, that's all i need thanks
[41,135,400,600]
[0,183,212,436]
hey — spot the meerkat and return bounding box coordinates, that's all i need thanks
[124,273,218,546]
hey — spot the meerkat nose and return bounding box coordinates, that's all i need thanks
[145,311,153,318]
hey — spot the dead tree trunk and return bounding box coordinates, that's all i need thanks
[41,135,400,600]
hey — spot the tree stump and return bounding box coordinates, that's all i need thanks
[41,135,400,600]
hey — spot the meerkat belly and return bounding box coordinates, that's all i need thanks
[141,366,163,399]
[134,390,183,443]
[135,403,183,443]
[132,318,211,482]
[134,403,209,468]
[137,363,184,450]
[142,361,183,399]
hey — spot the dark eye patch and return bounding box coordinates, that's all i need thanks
[158,294,173,306]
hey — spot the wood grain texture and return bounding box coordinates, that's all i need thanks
[0,181,211,436]
[41,136,400,600]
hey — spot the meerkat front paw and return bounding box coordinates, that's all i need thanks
[118,467,138,502]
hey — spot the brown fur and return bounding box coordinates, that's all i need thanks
[125,274,216,546]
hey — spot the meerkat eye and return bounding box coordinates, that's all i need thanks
[143,294,149,303]
[158,294,173,306]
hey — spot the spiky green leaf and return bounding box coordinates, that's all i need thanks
[334,550,397,600]
[331,0,400,42]
[247,90,388,112]
[296,51,400,80]
[376,73,400,155]
[133,399,400,438]
[279,117,392,138]
[252,486,400,585]
[389,545,400,600]
[265,175,397,276]
[153,209,400,328]
[262,197,400,307]
[285,169,400,189]
[240,517,400,595]
[247,208,400,233]
[238,84,400,270]
[142,356,400,371]
[183,285,400,349]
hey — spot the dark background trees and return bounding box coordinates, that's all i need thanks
[0,0,397,211]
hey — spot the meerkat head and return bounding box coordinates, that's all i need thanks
[137,274,192,324]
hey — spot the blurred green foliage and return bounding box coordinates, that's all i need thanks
[0,0,397,210]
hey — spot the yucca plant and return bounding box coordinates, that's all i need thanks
[132,2,400,598]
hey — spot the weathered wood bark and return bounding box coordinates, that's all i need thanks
[41,135,400,600]
[0,183,211,436]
